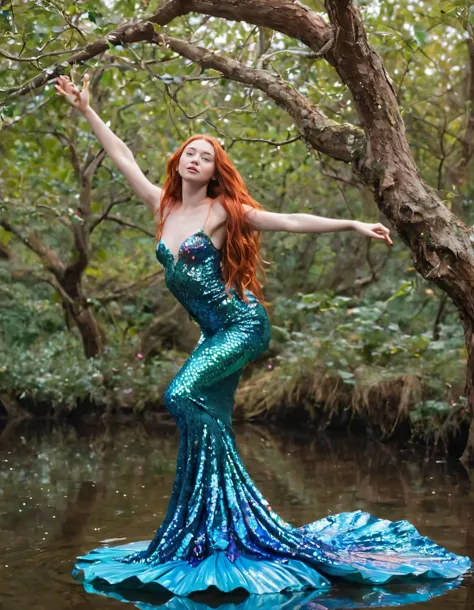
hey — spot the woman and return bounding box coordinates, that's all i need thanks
[56,75,471,597]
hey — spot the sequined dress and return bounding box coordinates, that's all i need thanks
[73,212,471,597]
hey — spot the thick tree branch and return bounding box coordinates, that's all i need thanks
[155,1,411,182]
[0,219,65,277]
[159,33,363,162]
[321,0,412,185]
[66,149,107,282]
[1,21,166,103]
[1,0,334,103]
[152,0,334,57]
[1,2,361,161]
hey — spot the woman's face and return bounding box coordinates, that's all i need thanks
[178,139,216,185]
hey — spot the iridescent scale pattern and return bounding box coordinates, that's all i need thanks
[72,228,472,596]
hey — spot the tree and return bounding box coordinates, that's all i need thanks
[1,0,474,460]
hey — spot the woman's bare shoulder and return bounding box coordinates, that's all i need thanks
[212,198,228,223]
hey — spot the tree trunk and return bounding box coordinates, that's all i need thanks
[461,326,474,464]
[60,276,106,358]
[68,301,106,359]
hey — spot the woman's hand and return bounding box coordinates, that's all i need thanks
[55,73,90,114]
[353,220,393,246]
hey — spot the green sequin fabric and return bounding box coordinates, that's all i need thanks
[71,224,471,597]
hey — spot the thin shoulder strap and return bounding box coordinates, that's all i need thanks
[202,199,216,233]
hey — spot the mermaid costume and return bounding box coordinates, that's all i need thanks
[73,204,471,597]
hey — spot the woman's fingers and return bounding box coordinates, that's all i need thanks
[55,76,81,104]
[369,227,393,245]
[376,223,390,235]
[57,75,69,89]
[55,81,72,97]
[355,221,393,246]
[373,224,393,245]
[56,76,71,91]
[83,73,91,91]
[55,74,81,96]
[55,82,73,97]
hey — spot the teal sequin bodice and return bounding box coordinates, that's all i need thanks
[72,224,472,599]
[155,228,271,429]
[156,228,271,340]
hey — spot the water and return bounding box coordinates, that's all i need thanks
[0,418,472,609]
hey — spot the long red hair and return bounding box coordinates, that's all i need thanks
[154,135,271,307]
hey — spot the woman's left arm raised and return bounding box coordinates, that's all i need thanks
[242,205,393,247]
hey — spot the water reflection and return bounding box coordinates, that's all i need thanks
[0,418,472,609]
[82,578,468,609]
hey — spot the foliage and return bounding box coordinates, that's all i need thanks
[0,0,473,450]
[271,286,465,395]
[0,327,177,413]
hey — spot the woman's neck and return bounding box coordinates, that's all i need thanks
[180,182,210,213]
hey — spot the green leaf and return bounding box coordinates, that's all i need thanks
[413,24,428,46]
[85,267,102,278]
[386,281,413,303]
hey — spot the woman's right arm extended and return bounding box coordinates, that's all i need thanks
[55,74,162,215]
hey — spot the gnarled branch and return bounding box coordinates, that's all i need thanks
[158,33,364,162]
